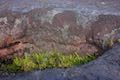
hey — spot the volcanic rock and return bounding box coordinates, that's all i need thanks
[0,0,120,57]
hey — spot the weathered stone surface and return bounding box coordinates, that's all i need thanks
[0,0,120,57]
[1,43,120,80]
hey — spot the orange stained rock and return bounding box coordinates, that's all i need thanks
[0,42,26,59]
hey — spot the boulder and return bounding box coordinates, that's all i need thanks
[0,0,120,58]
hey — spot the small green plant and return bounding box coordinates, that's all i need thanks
[117,39,120,43]
[0,51,96,73]
[14,55,37,72]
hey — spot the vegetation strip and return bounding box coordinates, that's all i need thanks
[0,52,96,73]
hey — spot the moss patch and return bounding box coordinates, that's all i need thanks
[0,52,96,73]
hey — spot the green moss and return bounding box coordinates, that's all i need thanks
[0,51,96,73]
[117,39,120,43]
[105,38,120,47]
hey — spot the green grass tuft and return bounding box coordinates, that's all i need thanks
[0,51,96,73]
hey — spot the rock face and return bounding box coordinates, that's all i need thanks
[0,0,120,58]
[1,44,120,80]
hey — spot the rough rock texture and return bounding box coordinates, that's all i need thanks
[0,0,120,57]
[1,44,120,80]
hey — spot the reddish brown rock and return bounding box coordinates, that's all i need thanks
[0,0,120,58]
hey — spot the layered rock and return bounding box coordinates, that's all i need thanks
[0,0,120,58]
